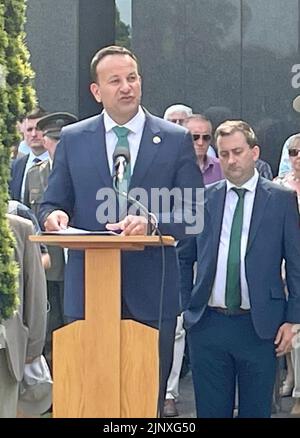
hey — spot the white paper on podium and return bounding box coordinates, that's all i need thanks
[42,226,121,236]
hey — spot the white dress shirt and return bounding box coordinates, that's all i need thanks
[103,106,146,176]
[208,169,259,309]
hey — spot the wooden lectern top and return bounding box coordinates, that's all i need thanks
[29,234,175,250]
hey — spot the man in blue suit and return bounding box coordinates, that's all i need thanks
[10,107,49,202]
[38,45,203,412]
[184,120,300,418]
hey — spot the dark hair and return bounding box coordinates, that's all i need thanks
[214,120,257,148]
[26,106,47,120]
[90,45,139,83]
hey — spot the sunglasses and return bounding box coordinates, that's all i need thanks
[288,148,300,157]
[192,134,212,142]
[169,118,185,125]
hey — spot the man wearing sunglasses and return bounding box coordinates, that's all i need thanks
[183,115,223,185]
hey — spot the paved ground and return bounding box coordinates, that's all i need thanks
[176,371,299,418]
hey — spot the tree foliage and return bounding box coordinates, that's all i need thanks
[0,0,37,322]
[115,6,131,49]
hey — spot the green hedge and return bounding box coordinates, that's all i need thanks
[0,0,37,322]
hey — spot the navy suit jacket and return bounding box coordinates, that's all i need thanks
[39,112,203,322]
[184,177,300,339]
[9,155,29,201]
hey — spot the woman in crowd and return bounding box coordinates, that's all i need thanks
[274,134,300,415]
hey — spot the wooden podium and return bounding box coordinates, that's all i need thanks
[30,235,174,418]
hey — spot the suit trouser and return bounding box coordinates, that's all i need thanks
[45,280,65,369]
[165,314,186,400]
[188,308,276,418]
[0,349,19,418]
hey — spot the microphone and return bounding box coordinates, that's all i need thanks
[113,146,130,184]
[112,180,158,235]
[112,148,157,234]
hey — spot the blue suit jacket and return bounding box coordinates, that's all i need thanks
[9,155,29,201]
[184,177,300,339]
[39,112,203,322]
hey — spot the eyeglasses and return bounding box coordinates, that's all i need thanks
[288,148,300,157]
[192,134,212,142]
[169,118,185,125]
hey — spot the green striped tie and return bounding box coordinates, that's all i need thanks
[225,188,247,311]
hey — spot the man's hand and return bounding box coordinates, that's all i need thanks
[274,322,295,356]
[41,253,51,270]
[106,215,148,236]
[44,210,69,231]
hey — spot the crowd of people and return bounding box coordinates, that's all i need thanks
[0,44,300,418]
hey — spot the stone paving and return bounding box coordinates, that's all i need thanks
[176,372,300,418]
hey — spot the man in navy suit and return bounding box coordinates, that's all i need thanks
[10,107,48,202]
[184,120,300,418]
[38,45,203,412]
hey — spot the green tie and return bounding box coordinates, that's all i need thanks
[112,126,131,212]
[225,188,247,311]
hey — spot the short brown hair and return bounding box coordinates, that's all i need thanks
[214,120,257,148]
[26,106,47,120]
[90,45,139,83]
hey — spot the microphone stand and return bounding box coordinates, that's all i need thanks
[113,175,166,417]
[113,176,156,235]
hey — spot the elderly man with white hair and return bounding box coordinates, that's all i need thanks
[164,104,216,158]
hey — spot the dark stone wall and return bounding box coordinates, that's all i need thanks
[132,0,300,173]
[26,0,115,118]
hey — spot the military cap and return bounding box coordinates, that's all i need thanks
[36,112,78,139]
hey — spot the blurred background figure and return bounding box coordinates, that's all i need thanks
[278,134,297,177]
[0,214,47,418]
[183,114,223,184]
[255,157,273,180]
[162,103,195,417]
[17,114,31,156]
[8,200,50,270]
[164,104,216,158]
[163,103,193,126]
[9,107,48,202]
[273,134,300,415]
[23,111,78,370]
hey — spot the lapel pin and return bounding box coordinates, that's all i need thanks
[153,136,161,144]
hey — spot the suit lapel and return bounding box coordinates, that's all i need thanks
[207,179,271,260]
[129,113,163,188]
[85,114,113,188]
[85,112,164,189]
[15,156,28,198]
[207,182,226,258]
[246,178,271,253]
